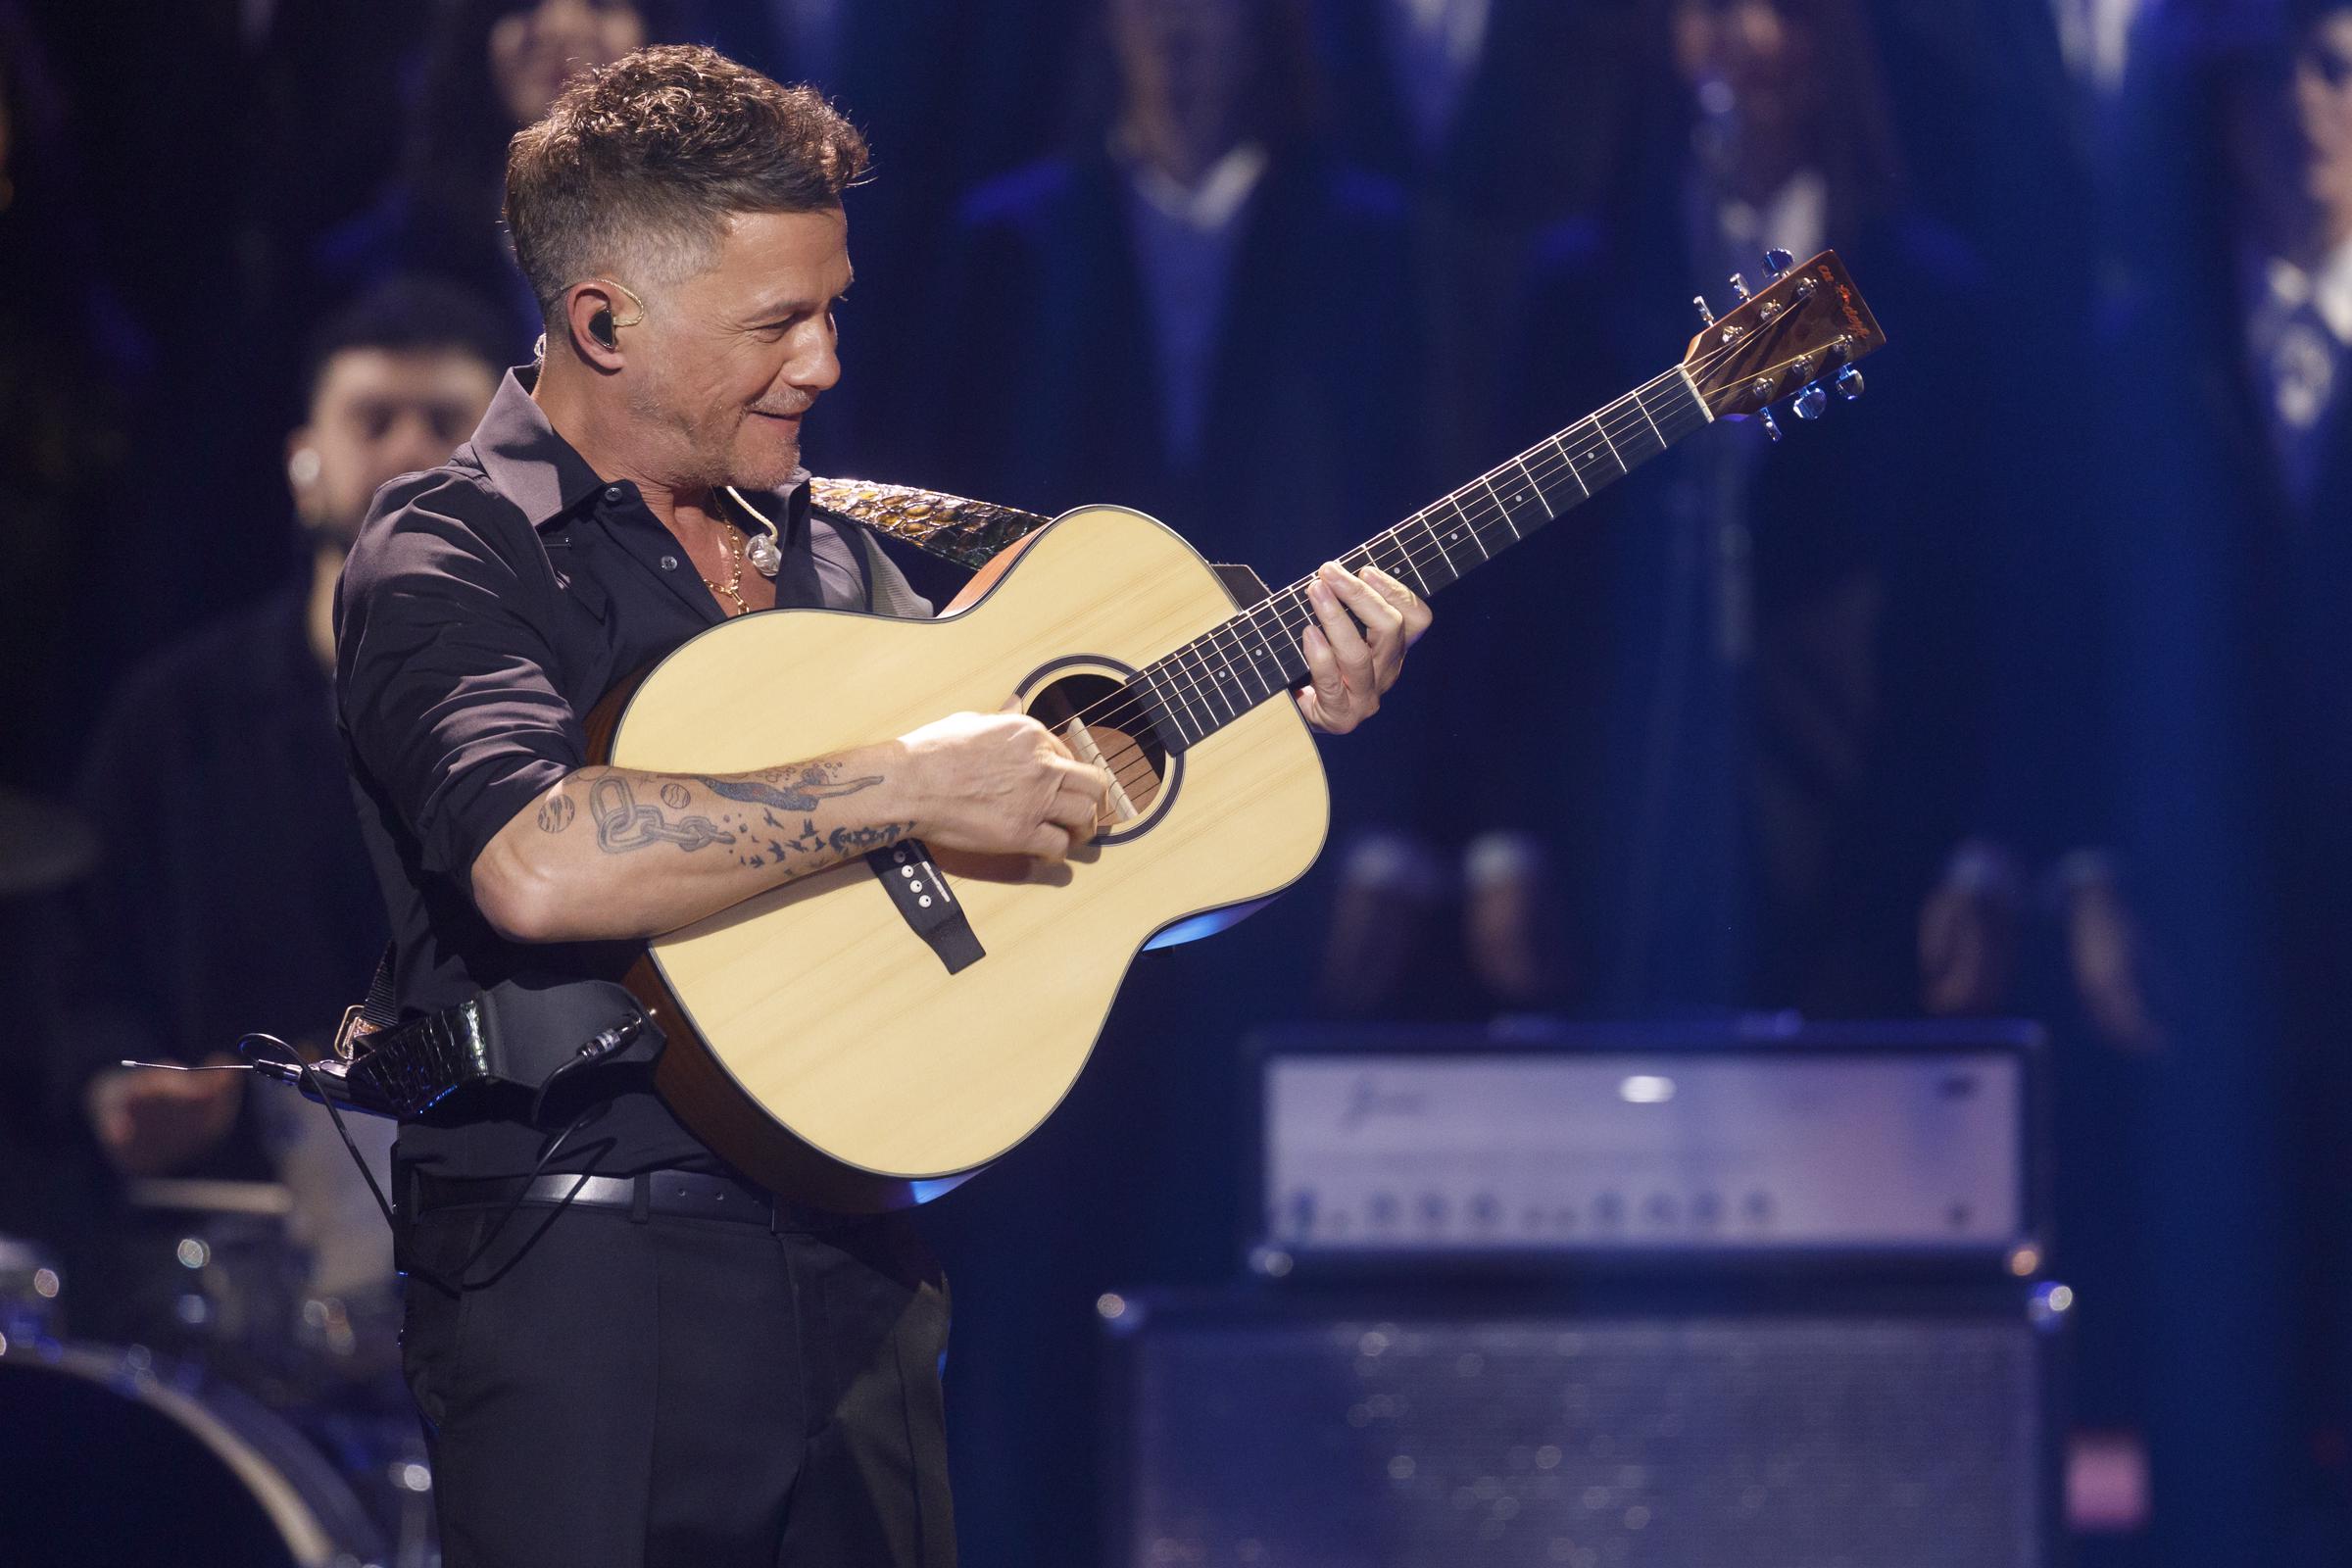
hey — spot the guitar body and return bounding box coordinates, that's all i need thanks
[601,505,1330,1209]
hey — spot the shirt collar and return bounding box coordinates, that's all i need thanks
[1114,134,1270,233]
[468,363,815,542]
[468,365,610,529]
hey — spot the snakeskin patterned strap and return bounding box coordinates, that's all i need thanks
[807,476,1052,571]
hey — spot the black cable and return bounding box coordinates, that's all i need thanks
[430,1100,612,1290]
[237,1032,403,1237]
[236,1031,612,1296]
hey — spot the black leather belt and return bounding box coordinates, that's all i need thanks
[411,1168,847,1232]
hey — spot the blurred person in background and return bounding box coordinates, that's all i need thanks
[318,0,686,345]
[925,0,1424,574]
[1311,0,1644,482]
[56,278,506,1340]
[2092,5,2352,1552]
[1507,0,2003,1022]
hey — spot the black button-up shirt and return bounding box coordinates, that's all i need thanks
[335,368,927,1178]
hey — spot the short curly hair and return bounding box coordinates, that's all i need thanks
[505,44,869,323]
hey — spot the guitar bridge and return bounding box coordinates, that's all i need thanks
[866,839,986,974]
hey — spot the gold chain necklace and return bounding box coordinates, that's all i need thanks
[700,523,750,616]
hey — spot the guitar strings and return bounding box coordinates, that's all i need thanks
[1148,373,1700,705]
[1067,369,1705,786]
[1104,325,1826,748]
[1070,368,1711,801]
[1057,324,1811,799]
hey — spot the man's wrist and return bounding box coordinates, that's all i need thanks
[875,735,935,841]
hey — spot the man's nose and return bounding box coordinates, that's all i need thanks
[790,324,842,393]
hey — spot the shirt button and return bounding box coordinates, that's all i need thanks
[660,555,678,570]
[604,484,626,504]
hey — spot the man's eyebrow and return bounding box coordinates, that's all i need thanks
[744,277,855,321]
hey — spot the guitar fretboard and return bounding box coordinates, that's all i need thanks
[1131,366,1713,752]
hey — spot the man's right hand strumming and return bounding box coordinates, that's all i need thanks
[896,707,1111,862]
[469,708,1110,947]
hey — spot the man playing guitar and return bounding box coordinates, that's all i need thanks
[335,44,1427,1568]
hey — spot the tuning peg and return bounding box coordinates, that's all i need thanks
[1757,407,1784,443]
[1692,294,1717,327]
[1835,364,1866,400]
[1763,248,1793,280]
[1791,382,1828,420]
[1729,272,1752,301]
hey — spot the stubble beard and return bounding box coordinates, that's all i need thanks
[731,413,805,491]
[626,368,803,493]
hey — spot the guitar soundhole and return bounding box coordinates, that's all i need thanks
[1024,670,1168,834]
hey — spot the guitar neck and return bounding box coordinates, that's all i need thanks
[1131,365,1714,752]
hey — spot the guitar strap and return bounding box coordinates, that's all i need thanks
[804,476,1052,573]
[805,475,1275,606]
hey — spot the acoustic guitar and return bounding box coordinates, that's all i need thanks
[598,250,1886,1210]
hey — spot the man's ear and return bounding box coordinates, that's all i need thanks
[562,281,630,370]
[285,427,324,522]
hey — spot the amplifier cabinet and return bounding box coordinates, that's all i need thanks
[1250,1018,2046,1271]
[1102,1286,2064,1568]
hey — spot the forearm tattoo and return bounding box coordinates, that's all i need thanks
[693,760,883,813]
[559,761,895,871]
[826,821,909,855]
[588,775,737,854]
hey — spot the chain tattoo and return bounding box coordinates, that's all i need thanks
[587,775,738,854]
[547,763,893,864]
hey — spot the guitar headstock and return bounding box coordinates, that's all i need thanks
[1683,249,1886,430]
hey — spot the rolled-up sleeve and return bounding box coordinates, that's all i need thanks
[336,477,583,890]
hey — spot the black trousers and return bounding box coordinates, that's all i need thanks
[399,1195,955,1568]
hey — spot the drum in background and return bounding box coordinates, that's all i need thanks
[0,1341,388,1568]
[118,1179,405,1406]
[32,1188,437,1562]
